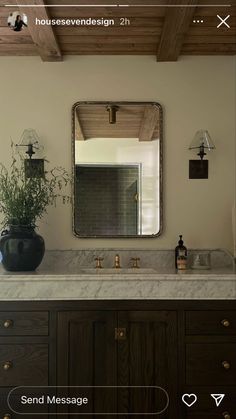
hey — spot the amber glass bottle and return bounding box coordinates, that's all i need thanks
[175,235,187,269]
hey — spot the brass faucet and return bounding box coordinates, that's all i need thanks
[114,254,121,269]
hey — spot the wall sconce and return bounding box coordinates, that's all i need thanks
[16,129,45,178]
[189,130,215,179]
[106,105,119,124]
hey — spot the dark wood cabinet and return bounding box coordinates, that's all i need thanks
[117,310,177,417]
[0,300,235,419]
[0,308,50,419]
[57,310,177,417]
[184,308,236,419]
[57,311,117,416]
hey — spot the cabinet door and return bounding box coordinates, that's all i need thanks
[117,311,178,418]
[57,311,117,417]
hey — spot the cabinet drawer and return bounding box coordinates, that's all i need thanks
[186,343,236,385]
[185,311,236,335]
[0,344,48,386]
[0,312,48,336]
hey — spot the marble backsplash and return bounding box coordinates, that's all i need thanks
[0,248,235,301]
[40,248,234,273]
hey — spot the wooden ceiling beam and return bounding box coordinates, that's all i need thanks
[16,0,62,61]
[157,0,197,61]
[76,109,85,141]
[139,105,160,142]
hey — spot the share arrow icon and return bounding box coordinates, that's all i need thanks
[211,394,225,407]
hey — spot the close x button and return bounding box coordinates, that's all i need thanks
[217,15,231,28]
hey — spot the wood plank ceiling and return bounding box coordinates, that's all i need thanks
[75,104,161,141]
[0,0,235,61]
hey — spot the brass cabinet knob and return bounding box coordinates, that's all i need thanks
[222,361,231,370]
[221,319,230,327]
[3,319,13,329]
[115,327,126,340]
[3,414,11,419]
[3,361,12,371]
[222,412,231,419]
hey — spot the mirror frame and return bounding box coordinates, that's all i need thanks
[72,101,163,238]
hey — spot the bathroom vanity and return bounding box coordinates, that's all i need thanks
[0,250,235,419]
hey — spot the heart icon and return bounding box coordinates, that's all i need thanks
[182,393,197,407]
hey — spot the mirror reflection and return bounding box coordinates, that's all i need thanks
[73,102,163,237]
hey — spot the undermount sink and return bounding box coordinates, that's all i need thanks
[79,268,157,274]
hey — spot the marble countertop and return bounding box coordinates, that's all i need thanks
[0,264,235,301]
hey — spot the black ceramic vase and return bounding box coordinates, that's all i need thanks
[0,225,45,271]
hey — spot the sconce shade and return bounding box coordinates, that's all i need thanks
[189,130,215,151]
[16,129,43,159]
[20,129,40,146]
[189,130,215,161]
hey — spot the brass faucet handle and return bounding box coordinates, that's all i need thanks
[131,257,140,268]
[114,254,121,269]
[94,257,104,269]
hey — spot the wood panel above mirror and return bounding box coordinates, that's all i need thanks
[75,104,161,141]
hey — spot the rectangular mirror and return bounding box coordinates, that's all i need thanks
[72,101,163,237]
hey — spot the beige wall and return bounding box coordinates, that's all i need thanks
[0,55,235,252]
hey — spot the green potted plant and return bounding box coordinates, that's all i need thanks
[0,144,70,271]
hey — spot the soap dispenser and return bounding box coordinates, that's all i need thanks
[175,235,187,270]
